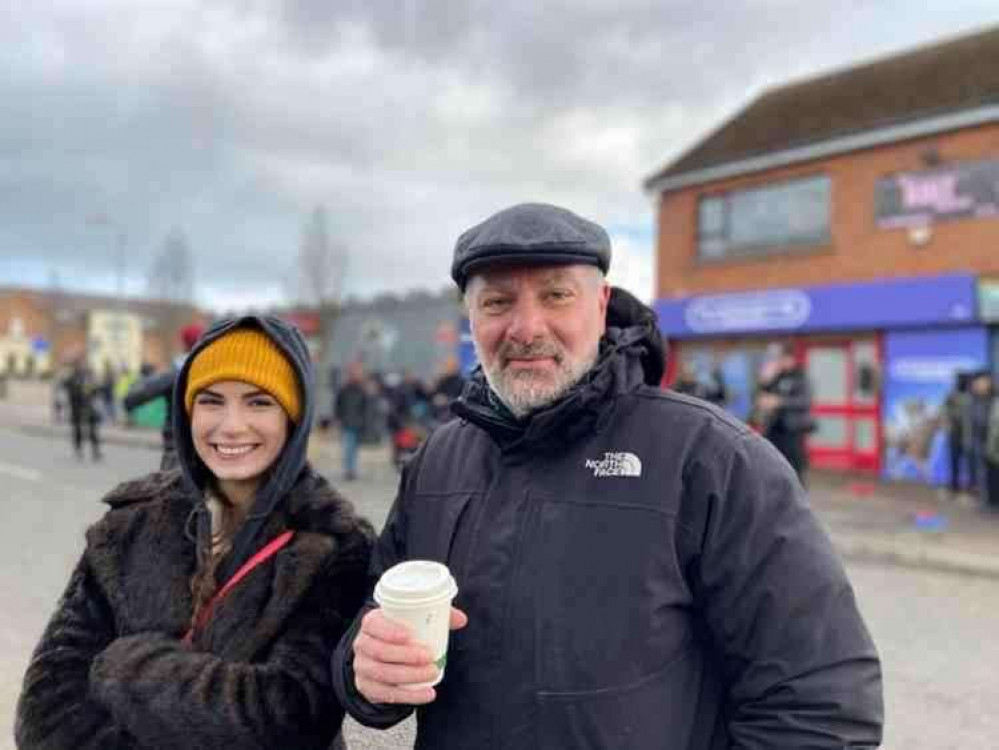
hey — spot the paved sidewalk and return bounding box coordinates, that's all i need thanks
[809,471,999,579]
[2,385,998,579]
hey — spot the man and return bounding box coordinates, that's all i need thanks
[754,343,814,484]
[332,203,883,748]
[335,361,369,481]
[64,355,102,461]
[123,322,203,469]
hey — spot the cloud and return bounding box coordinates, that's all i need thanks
[2,1,998,309]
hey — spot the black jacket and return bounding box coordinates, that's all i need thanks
[123,368,180,467]
[336,382,369,432]
[332,294,882,749]
[758,365,813,437]
[17,316,375,750]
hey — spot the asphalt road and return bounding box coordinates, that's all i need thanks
[1,426,996,749]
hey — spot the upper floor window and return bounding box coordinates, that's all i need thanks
[697,175,831,260]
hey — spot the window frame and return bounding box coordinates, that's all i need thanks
[696,174,833,261]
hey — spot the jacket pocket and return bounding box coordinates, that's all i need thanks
[536,644,701,750]
[405,492,474,563]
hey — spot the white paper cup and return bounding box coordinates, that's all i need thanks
[374,560,458,688]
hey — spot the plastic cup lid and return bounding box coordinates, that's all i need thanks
[375,560,457,604]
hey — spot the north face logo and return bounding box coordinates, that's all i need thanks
[584,452,643,478]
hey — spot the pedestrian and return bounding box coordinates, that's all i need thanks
[16,316,374,750]
[429,355,464,423]
[753,342,814,484]
[124,322,204,470]
[335,360,369,481]
[943,371,973,499]
[967,369,995,508]
[331,202,883,749]
[63,356,102,461]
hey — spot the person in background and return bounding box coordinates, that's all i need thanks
[335,361,369,481]
[332,202,882,749]
[671,360,728,407]
[967,370,995,509]
[754,343,814,484]
[943,371,974,500]
[124,322,204,469]
[430,355,464,422]
[16,315,373,750]
[64,355,102,462]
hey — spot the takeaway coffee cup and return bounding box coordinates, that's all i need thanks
[374,560,459,687]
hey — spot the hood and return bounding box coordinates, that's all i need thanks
[452,286,666,451]
[172,314,315,584]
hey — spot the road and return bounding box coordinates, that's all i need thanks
[0,426,996,749]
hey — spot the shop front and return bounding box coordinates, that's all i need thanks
[654,273,983,482]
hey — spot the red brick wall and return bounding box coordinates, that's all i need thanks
[655,122,999,298]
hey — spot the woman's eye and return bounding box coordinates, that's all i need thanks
[250,398,276,408]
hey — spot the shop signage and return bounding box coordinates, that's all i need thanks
[684,289,811,333]
[655,273,976,339]
[875,158,999,228]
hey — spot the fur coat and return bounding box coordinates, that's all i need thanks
[16,469,373,750]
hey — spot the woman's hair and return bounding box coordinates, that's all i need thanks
[189,492,242,628]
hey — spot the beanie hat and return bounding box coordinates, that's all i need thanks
[184,327,302,422]
[451,203,612,290]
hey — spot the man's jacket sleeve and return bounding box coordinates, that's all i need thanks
[122,370,175,412]
[15,557,132,749]
[683,432,884,749]
[330,461,418,729]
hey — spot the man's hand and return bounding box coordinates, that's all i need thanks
[353,606,468,705]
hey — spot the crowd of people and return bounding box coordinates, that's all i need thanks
[943,369,999,511]
[16,202,883,750]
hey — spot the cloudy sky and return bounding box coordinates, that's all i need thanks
[4,1,999,310]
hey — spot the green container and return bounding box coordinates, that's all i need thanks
[131,396,166,430]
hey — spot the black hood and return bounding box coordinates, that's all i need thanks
[452,286,666,451]
[172,314,315,584]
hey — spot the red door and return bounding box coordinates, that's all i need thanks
[804,338,882,474]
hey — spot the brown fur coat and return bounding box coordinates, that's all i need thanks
[15,469,373,750]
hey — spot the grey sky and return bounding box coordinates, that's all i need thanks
[4,1,998,310]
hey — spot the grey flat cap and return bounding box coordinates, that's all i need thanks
[451,203,612,290]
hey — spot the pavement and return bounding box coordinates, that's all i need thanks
[2,379,998,580]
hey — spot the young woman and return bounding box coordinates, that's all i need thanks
[16,315,374,750]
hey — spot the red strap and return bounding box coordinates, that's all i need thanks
[184,530,295,643]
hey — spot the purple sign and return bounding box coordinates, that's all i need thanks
[876,158,999,228]
[655,273,976,339]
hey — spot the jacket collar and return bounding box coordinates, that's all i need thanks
[452,326,651,454]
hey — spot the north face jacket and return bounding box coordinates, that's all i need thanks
[332,296,883,749]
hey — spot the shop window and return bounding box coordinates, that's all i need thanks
[809,415,850,449]
[697,175,831,260]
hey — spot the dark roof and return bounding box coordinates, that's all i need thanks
[645,25,999,189]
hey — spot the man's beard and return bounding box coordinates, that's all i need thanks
[480,339,599,419]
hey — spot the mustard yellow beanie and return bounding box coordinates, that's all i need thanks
[184,328,302,422]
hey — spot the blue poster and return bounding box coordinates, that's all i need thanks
[882,327,988,484]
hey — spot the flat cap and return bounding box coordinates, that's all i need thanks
[451,203,612,290]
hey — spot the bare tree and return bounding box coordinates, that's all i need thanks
[291,206,348,308]
[148,228,195,304]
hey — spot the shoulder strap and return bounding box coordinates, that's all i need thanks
[184,530,295,643]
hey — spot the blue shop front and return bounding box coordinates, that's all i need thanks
[654,273,987,484]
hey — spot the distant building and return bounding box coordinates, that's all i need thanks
[320,288,463,404]
[644,25,999,485]
[0,285,203,377]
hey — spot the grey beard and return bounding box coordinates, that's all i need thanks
[481,347,599,419]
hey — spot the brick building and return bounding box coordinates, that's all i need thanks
[0,286,203,378]
[644,26,999,484]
